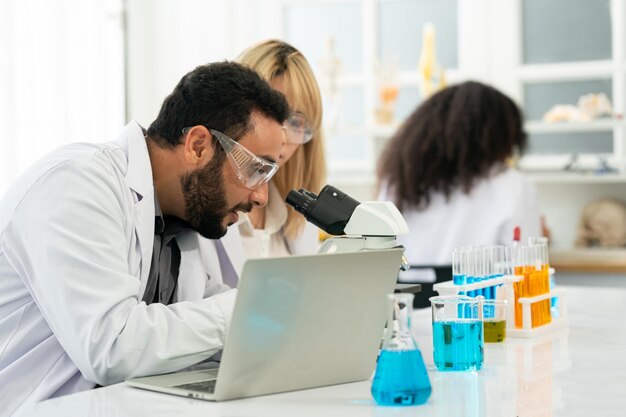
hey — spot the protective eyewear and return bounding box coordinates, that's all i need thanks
[210,129,280,189]
[284,112,314,144]
[182,127,279,189]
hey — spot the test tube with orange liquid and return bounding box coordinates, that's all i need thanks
[529,237,551,327]
[511,230,552,329]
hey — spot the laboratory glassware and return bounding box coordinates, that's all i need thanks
[371,293,431,405]
[430,295,484,371]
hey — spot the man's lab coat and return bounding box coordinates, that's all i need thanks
[0,121,238,416]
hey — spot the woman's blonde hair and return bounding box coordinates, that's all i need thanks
[237,39,326,240]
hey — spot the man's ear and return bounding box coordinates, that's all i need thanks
[182,126,214,167]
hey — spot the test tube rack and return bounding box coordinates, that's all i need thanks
[433,271,568,338]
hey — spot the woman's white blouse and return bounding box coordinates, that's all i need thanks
[238,182,319,258]
[378,168,542,265]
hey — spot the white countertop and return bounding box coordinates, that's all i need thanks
[21,285,626,417]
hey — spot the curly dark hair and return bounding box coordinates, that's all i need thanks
[376,81,527,211]
[147,61,290,147]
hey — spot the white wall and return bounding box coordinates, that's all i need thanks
[125,0,282,126]
[0,0,125,194]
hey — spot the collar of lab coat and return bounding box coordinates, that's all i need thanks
[115,121,156,293]
[115,121,154,202]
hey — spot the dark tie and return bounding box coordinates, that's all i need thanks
[142,216,189,305]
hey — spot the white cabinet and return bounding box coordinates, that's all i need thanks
[511,0,626,264]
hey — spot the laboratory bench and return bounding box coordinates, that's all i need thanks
[21,285,626,417]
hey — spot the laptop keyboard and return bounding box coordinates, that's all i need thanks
[173,379,217,393]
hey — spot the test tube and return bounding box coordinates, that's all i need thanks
[452,248,466,285]
[487,246,500,300]
[529,237,551,326]
[511,244,529,329]
[485,246,500,300]
[478,246,489,299]
[466,247,478,298]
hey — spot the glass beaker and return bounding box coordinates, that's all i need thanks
[482,299,507,343]
[430,295,484,371]
[371,293,431,406]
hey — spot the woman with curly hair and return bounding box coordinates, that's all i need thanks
[376,81,541,265]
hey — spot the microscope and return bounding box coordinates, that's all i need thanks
[286,185,419,293]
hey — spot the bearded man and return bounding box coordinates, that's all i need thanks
[0,61,289,416]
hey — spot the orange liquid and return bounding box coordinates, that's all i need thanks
[513,265,529,329]
[536,265,552,327]
[379,85,399,104]
[514,264,552,328]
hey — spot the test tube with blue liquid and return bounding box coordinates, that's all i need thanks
[488,246,511,301]
[452,248,466,286]
[485,246,496,300]
[550,274,559,317]
[453,247,470,317]
[478,247,489,298]
[465,247,478,298]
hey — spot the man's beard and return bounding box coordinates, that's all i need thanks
[180,156,252,239]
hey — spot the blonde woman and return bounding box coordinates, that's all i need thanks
[236,39,326,258]
[206,40,327,287]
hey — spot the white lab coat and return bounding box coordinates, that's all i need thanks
[177,228,245,298]
[378,167,542,265]
[0,121,237,416]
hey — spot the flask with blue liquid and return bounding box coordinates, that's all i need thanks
[371,293,431,406]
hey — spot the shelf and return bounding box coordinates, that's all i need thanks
[526,172,626,184]
[524,119,620,134]
[519,153,624,175]
[517,60,614,81]
[549,248,626,273]
[369,118,621,139]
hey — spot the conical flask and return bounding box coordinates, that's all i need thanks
[371,293,431,406]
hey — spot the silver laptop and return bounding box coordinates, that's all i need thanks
[126,248,403,401]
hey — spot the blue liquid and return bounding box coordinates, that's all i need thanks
[550,276,559,317]
[466,276,475,297]
[432,320,483,371]
[371,349,432,406]
[453,274,466,285]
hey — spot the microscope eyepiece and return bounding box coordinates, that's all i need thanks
[286,185,360,235]
[285,189,316,214]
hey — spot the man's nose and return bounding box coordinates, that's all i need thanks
[251,183,270,208]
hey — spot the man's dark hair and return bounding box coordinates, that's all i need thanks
[147,61,290,147]
[377,81,527,211]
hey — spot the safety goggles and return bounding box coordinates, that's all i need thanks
[284,112,314,144]
[210,129,279,189]
[182,127,279,189]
